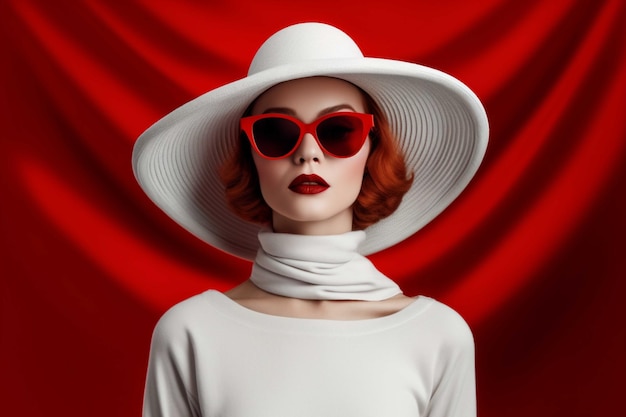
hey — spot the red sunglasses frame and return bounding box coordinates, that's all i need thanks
[240,112,374,160]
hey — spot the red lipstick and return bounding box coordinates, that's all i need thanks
[288,174,329,194]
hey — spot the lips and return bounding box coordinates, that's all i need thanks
[288,174,330,194]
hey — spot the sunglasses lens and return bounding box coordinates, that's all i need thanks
[316,115,365,157]
[252,117,300,158]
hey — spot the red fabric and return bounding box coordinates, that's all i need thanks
[2,1,625,416]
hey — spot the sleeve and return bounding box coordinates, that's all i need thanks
[143,309,202,417]
[424,308,477,417]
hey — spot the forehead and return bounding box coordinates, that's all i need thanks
[251,77,366,116]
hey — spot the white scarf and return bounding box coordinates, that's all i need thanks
[250,230,402,301]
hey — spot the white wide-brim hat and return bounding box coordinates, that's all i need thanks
[132,22,489,260]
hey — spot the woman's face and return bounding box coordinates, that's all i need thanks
[250,77,371,235]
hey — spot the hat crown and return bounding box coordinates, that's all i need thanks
[248,23,364,75]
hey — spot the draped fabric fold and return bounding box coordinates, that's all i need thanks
[251,231,402,301]
[2,1,624,416]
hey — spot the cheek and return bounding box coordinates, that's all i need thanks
[252,156,285,192]
[342,162,366,185]
[252,154,270,181]
[338,149,370,193]
[349,142,370,179]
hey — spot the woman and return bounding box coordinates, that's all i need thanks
[133,22,488,417]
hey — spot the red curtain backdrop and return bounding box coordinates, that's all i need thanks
[2,1,625,416]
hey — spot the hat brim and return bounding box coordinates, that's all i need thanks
[132,57,488,260]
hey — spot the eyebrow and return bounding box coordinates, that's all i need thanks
[261,104,358,118]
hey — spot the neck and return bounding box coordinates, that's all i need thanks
[271,209,353,235]
[249,230,402,301]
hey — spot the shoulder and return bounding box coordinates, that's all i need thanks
[422,298,473,333]
[149,290,222,348]
[412,297,475,352]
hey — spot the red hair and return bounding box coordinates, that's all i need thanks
[220,90,413,230]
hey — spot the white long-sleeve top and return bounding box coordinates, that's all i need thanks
[143,290,476,417]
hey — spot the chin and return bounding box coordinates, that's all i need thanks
[273,210,353,235]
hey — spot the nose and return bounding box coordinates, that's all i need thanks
[292,133,323,164]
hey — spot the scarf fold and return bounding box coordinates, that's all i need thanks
[250,230,402,301]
